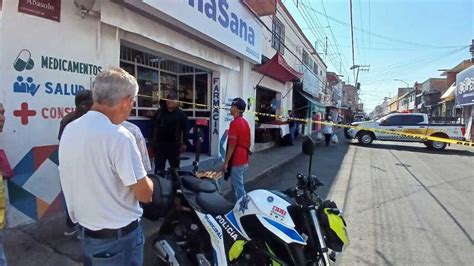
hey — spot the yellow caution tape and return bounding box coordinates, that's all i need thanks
[135,95,474,148]
[242,109,474,148]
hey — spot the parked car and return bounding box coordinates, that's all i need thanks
[346,113,465,150]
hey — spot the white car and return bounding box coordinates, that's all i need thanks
[346,113,466,150]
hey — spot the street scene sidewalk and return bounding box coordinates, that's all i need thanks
[4,130,474,266]
[2,132,325,266]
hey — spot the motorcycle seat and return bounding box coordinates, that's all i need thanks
[181,175,217,193]
[196,191,234,216]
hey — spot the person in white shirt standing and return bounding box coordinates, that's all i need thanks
[121,120,152,173]
[321,115,334,147]
[59,67,154,266]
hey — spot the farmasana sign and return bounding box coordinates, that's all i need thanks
[142,0,262,63]
[456,66,474,106]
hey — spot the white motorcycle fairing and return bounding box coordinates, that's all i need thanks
[227,189,307,245]
[194,211,227,265]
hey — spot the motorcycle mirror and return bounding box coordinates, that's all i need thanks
[302,136,315,156]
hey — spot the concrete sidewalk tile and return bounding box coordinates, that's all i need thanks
[4,228,81,266]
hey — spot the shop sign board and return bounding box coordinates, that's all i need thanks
[298,64,319,97]
[142,0,262,63]
[18,0,61,22]
[456,66,474,106]
[212,76,220,135]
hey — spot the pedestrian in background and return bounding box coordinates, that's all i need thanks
[59,68,154,266]
[57,90,93,236]
[322,115,334,147]
[58,90,93,140]
[152,91,188,174]
[122,120,152,173]
[288,110,297,145]
[223,98,251,202]
[0,102,8,266]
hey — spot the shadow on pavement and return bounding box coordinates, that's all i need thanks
[244,131,351,200]
[351,142,474,157]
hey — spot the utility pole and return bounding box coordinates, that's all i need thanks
[349,0,356,81]
[470,39,474,62]
[324,36,328,62]
[350,64,370,87]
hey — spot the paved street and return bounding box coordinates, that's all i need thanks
[248,135,474,265]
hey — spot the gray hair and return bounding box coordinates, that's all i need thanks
[92,67,138,106]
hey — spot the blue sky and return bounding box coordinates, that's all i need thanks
[284,0,473,111]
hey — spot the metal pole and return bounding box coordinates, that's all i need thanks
[325,36,328,62]
[349,0,356,81]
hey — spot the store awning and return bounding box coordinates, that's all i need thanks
[441,82,456,100]
[254,53,303,83]
[242,0,277,16]
[295,88,325,112]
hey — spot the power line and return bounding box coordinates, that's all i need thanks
[368,0,371,65]
[358,0,366,64]
[251,4,327,89]
[297,0,351,77]
[360,46,468,88]
[330,43,467,51]
[296,0,342,74]
[319,0,352,76]
[295,1,342,74]
[367,46,469,77]
[300,2,466,49]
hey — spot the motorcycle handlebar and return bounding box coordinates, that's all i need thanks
[296,173,324,191]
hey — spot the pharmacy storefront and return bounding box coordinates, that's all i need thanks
[456,66,474,141]
[0,0,261,227]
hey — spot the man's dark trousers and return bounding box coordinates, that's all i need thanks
[154,142,181,173]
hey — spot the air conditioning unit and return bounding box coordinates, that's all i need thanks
[74,0,96,10]
[74,0,97,17]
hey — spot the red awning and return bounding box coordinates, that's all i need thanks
[242,0,277,16]
[254,53,303,83]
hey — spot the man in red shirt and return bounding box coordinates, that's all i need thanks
[223,98,251,201]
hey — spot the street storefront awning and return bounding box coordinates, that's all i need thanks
[242,0,277,16]
[441,82,456,101]
[295,88,325,112]
[254,53,303,83]
[456,65,474,106]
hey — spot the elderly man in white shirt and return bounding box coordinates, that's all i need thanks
[59,67,154,266]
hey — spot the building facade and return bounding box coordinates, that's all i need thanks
[0,0,328,227]
[252,1,326,143]
[420,78,447,116]
[1,0,266,226]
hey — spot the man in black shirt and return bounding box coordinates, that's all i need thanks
[153,92,188,174]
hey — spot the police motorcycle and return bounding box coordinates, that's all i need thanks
[149,129,349,265]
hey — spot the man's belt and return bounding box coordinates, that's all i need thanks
[83,220,139,239]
